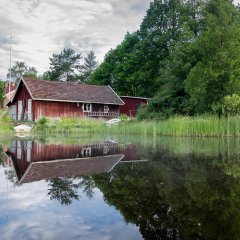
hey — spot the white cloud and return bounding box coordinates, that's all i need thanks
[0,167,142,240]
[0,0,151,79]
[2,0,239,81]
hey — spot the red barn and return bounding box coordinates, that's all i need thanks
[7,77,124,121]
[120,96,149,117]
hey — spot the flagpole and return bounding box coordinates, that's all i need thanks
[8,36,12,99]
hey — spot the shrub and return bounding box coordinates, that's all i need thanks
[221,94,240,116]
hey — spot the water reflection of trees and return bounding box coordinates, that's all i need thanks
[88,146,240,240]
[47,176,95,206]
[45,144,240,239]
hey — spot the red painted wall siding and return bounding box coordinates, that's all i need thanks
[11,81,32,119]
[34,100,84,121]
[120,97,148,117]
[34,102,119,121]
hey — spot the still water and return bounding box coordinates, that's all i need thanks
[0,135,240,240]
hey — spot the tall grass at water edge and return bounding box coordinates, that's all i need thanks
[109,115,240,137]
[33,117,106,134]
[23,115,240,137]
[0,110,13,132]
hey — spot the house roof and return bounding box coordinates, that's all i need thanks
[19,154,124,184]
[13,77,124,105]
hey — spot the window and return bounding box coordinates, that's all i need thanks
[81,147,91,157]
[82,103,92,112]
[104,105,109,113]
[103,146,109,155]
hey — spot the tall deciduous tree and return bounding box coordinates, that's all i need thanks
[48,48,82,82]
[91,32,141,95]
[79,51,98,83]
[185,0,240,113]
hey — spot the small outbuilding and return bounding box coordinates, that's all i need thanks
[120,96,149,117]
[4,81,16,109]
[7,77,124,121]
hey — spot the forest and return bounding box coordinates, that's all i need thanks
[91,0,240,119]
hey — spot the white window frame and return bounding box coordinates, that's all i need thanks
[27,99,32,121]
[81,147,91,157]
[18,100,23,121]
[104,104,109,113]
[82,103,92,113]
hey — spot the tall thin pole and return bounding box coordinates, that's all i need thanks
[8,36,12,99]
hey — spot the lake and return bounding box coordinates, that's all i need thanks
[0,134,240,240]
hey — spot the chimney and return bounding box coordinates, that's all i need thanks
[11,82,16,91]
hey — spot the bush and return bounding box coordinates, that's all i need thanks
[221,94,240,116]
[0,110,13,131]
[119,114,130,121]
[34,117,105,134]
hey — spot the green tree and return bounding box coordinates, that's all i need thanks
[24,67,38,79]
[48,48,82,82]
[92,0,201,99]
[91,32,141,95]
[7,61,38,82]
[41,71,52,80]
[79,51,98,83]
[221,94,240,116]
[185,0,240,113]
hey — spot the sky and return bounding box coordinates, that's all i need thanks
[0,0,151,80]
[1,0,240,81]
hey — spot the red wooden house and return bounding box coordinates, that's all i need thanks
[120,96,149,117]
[7,77,124,121]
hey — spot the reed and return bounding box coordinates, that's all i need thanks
[32,115,240,137]
[107,115,240,137]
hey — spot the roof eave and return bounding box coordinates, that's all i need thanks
[32,98,123,105]
[108,85,125,105]
[9,77,34,105]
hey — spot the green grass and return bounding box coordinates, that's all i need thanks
[0,110,14,132]
[11,115,240,138]
[33,117,106,134]
[107,115,240,137]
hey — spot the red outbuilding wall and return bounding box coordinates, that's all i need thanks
[120,96,148,117]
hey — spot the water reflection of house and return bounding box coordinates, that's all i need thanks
[4,140,146,184]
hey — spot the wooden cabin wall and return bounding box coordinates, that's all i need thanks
[10,82,32,120]
[120,97,148,117]
[33,100,85,121]
[92,103,119,113]
[34,101,120,121]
